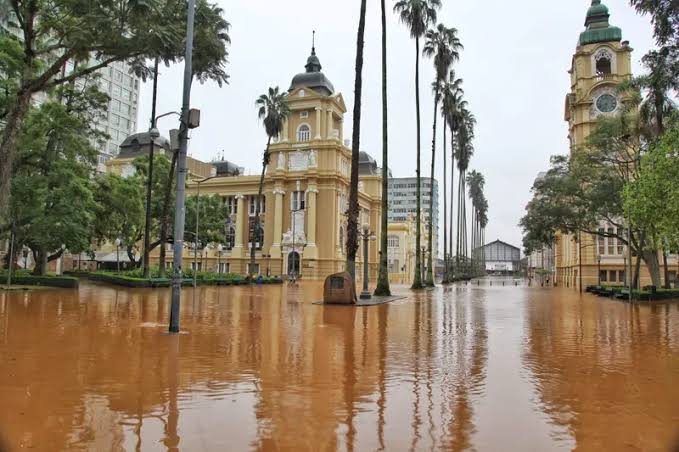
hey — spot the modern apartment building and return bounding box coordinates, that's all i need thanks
[388,177,439,258]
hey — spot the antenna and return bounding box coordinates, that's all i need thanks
[312,30,316,52]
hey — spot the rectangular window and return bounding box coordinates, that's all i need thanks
[598,229,605,255]
[607,228,615,255]
[600,270,608,282]
[616,228,624,255]
[247,263,260,275]
[609,270,617,283]
[619,270,626,284]
[112,84,122,97]
[300,111,309,118]
[111,99,120,112]
[249,196,265,216]
[115,70,123,82]
[292,191,305,211]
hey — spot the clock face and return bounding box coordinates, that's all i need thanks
[596,93,618,113]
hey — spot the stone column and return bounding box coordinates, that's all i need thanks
[315,107,322,140]
[327,109,334,140]
[270,188,285,259]
[281,118,289,143]
[304,186,319,260]
[231,194,246,258]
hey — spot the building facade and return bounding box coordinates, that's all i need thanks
[388,177,439,258]
[148,47,383,281]
[479,240,521,274]
[556,0,678,289]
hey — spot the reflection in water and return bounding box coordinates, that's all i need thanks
[0,280,677,450]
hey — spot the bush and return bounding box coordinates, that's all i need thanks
[0,271,79,288]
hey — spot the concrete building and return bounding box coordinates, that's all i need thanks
[528,245,555,286]
[556,0,678,289]
[387,177,439,258]
[143,45,383,280]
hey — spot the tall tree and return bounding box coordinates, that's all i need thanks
[0,0,231,215]
[6,85,107,275]
[455,108,475,275]
[374,0,391,296]
[441,71,464,278]
[254,86,289,276]
[346,0,368,284]
[394,0,441,289]
[423,23,462,286]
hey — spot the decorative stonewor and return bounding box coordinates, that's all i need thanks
[231,194,246,258]
[323,272,356,304]
[270,188,285,259]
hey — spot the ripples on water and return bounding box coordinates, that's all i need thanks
[0,278,678,451]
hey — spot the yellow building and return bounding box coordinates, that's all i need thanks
[169,46,383,281]
[386,217,417,285]
[556,0,677,289]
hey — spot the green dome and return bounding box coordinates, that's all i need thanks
[579,0,622,46]
[587,0,609,19]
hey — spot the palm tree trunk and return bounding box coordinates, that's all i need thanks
[143,57,160,279]
[375,0,391,296]
[158,150,178,278]
[251,136,271,276]
[442,119,448,283]
[346,0,368,286]
[449,128,455,267]
[426,94,438,287]
[412,37,423,290]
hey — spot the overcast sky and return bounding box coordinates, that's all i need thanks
[138,0,655,254]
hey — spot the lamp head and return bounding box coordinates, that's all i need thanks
[149,127,160,139]
[217,244,223,252]
[114,238,121,246]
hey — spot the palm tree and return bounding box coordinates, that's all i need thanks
[455,108,475,276]
[254,87,290,276]
[441,71,465,279]
[375,0,391,296]
[423,23,462,286]
[346,0,368,284]
[466,170,484,275]
[394,0,441,289]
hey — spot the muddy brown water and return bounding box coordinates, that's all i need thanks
[0,279,678,451]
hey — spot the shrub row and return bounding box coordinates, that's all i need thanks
[586,285,679,302]
[88,271,282,288]
[0,271,79,288]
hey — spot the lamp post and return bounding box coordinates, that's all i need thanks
[169,0,199,334]
[217,244,223,274]
[421,246,427,283]
[289,206,305,281]
[191,175,219,286]
[114,238,121,273]
[359,224,376,300]
[597,254,602,286]
[263,254,271,277]
[58,244,66,275]
[193,241,201,287]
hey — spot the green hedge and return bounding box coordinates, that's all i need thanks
[88,271,281,288]
[0,271,79,288]
[587,285,679,301]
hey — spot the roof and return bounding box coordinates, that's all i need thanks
[579,0,622,46]
[289,47,335,96]
[482,240,521,251]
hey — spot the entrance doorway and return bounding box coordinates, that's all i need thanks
[288,251,300,277]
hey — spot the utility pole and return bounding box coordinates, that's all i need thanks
[169,0,196,334]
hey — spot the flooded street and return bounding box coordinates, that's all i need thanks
[1,279,678,451]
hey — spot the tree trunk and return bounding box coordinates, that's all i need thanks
[662,248,670,289]
[346,0,367,286]
[449,127,455,265]
[0,92,32,215]
[426,94,438,287]
[251,136,271,276]
[158,150,178,278]
[412,37,423,290]
[143,58,160,279]
[374,0,391,297]
[442,119,448,283]
[641,250,662,288]
[33,249,48,276]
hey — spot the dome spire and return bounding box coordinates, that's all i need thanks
[305,30,322,73]
[579,0,621,45]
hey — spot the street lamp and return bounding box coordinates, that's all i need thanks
[114,239,121,273]
[421,246,427,283]
[359,224,377,300]
[217,244,223,274]
[597,254,602,286]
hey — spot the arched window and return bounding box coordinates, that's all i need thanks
[596,56,611,75]
[297,124,310,142]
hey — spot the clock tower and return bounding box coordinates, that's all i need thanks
[556,1,633,289]
[565,0,632,152]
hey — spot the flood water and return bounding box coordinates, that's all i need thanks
[1,279,678,451]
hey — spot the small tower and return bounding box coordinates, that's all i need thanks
[565,0,632,152]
